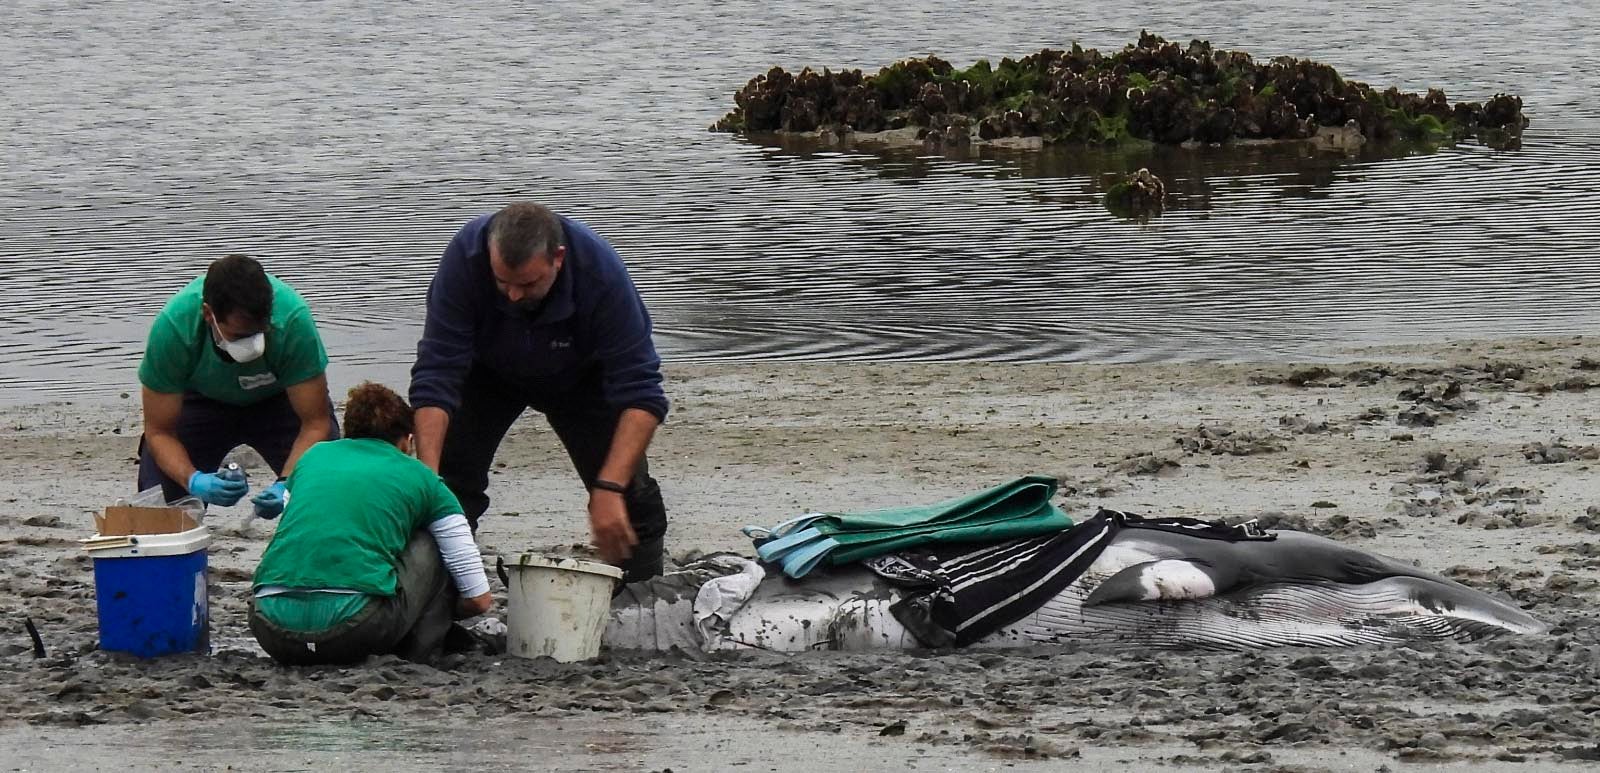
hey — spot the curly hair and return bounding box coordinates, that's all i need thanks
[343,382,414,443]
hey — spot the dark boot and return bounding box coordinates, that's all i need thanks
[617,534,665,584]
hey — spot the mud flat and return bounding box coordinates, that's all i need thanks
[2,335,1598,770]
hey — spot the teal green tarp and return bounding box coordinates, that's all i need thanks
[746,475,1073,578]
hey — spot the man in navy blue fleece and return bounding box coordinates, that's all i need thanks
[409,202,669,581]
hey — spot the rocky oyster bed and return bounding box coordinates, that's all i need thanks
[712,32,1530,151]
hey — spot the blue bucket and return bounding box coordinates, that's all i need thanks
[84,527,211,657]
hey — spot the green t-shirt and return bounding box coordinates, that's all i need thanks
[138,274,328,405]
[253,438,464,596]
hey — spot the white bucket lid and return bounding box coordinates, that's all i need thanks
[82,526,211,559]
[509,554,623,580]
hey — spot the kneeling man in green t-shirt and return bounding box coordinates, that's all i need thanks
[136,255,338,515]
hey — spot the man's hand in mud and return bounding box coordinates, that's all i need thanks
[588,488,638,564]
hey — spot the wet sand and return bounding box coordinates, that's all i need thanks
[3,336,1599,771]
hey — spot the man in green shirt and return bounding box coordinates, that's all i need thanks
[137,254,337,514]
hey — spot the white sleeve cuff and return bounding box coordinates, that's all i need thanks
[427,513,491,598]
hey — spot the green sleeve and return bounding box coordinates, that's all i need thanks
[272,305,329,387]
[137,315,194,394]
[424,471,466,524]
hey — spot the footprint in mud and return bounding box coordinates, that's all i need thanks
[1237,511,1394,539]
[1109,452,1181,477]
[1520,439,1600,464]
[1278,414,1334,434]
[1174,424,1286,456]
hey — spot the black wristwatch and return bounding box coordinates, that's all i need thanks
[591,479,628,495]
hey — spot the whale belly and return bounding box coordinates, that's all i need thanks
[980,576,1547,650]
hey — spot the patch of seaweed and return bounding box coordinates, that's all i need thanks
[712,32,1528,151]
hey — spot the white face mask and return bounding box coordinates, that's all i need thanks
[210,317,267,363]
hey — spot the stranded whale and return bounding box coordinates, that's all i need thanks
[605,524,1548,653]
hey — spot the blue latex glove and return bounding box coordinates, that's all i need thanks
[188,470,248,506]
[251,480,288,520]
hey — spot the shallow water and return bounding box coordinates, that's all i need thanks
[3,1,1599,403]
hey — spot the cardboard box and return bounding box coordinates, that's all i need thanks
[95,506,199,537]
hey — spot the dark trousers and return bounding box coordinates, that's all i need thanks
[137,391,340,502]
[248,531,457,665]
[438,366,667,581]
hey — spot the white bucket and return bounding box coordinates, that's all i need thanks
[504,555,623,663]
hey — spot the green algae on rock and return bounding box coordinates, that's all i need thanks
[711,32,1530,151]
[1103,168,1167,220]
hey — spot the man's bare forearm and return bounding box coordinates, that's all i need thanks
[597,407,660,486]
[280,415,331,478]
[415,406,451,471]
[146,430,198,488]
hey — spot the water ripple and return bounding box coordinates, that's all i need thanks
[2,0,1599,403]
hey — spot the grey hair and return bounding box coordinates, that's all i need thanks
[487,202,564,268]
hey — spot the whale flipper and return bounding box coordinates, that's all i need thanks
[1083,559,1224,606]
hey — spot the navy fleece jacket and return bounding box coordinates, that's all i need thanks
[408,213,668,421]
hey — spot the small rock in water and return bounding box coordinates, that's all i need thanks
[1103,168,1166,219]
